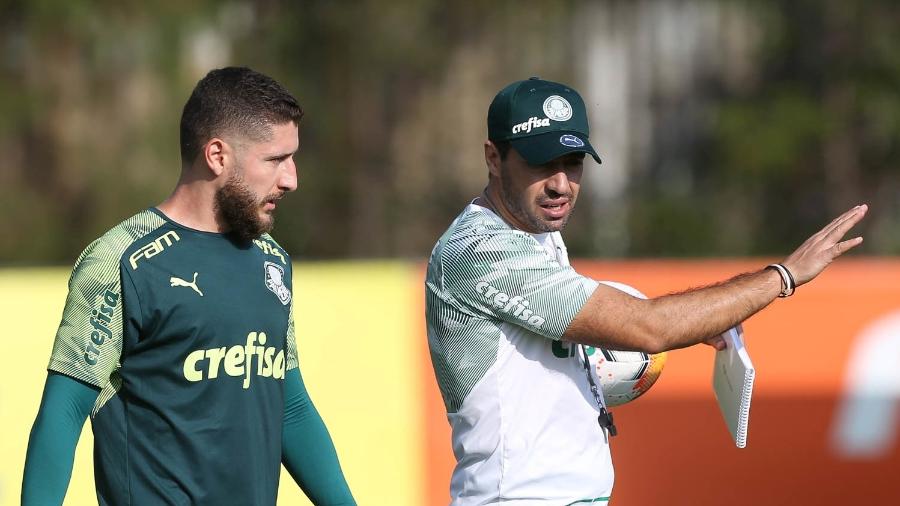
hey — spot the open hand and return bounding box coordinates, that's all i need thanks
[781,204,868,286]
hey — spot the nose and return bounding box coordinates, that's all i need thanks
[545,168,572,197]
[279,158,298,192]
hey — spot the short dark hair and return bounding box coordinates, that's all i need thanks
[179,67,303,165]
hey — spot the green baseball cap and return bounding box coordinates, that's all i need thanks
[488,77,601,165]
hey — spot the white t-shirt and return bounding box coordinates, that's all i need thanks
[425,203,613,505]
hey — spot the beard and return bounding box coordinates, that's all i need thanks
[214,169,279,243]
[499,171,576,233]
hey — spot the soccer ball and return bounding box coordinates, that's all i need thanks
[593,281,668,407]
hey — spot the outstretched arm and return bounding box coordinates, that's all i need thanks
[22,372,99,506]
[565,204,868,352]
[282,368,356,505]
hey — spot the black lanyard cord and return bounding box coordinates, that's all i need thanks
[581,344,618,437]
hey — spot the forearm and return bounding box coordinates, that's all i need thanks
[22,372,99,506]
[566,267,782,353]
[282,368,356,506]
[567,205,868,353]
[643,268,781,351]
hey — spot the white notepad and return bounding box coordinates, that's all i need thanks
[712,324,755,448]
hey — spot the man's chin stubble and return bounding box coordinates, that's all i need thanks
[215,184,272,242]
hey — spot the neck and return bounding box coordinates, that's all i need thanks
[479,185,535,234]
[157,169,224,233]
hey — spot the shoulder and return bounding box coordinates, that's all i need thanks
[258,233,287,251]
[436,206,540,266]
[71,210,168,280]
[255,234,291,267]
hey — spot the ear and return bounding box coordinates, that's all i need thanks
[203,138,229,177]
[484,140,502,178]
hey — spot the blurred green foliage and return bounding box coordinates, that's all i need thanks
[1,0,897,264]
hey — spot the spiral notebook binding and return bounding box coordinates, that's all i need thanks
[735,368,755,448]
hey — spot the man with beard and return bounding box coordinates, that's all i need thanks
[424,77,867,505]
[23,67,356,506]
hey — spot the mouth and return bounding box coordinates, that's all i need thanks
[262,193,284,212]
[538,199,571,220]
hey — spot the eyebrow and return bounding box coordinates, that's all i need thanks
[263,152,295,161]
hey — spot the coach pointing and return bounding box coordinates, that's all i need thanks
[424,76,866,505]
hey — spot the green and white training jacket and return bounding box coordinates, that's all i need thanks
[425,203,613,506]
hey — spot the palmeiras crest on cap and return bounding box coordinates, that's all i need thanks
[543,95,573,121]
[264,261,291,305]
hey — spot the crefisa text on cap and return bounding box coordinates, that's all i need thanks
[511,116,551,135]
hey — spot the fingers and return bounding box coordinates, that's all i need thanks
[703,335,726,351]
[782,204,868,286]
[803,205,867,257]
[818,210,853,238]
[832,236,864,257]
[822,204,868,240]
[818,207,866,263]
